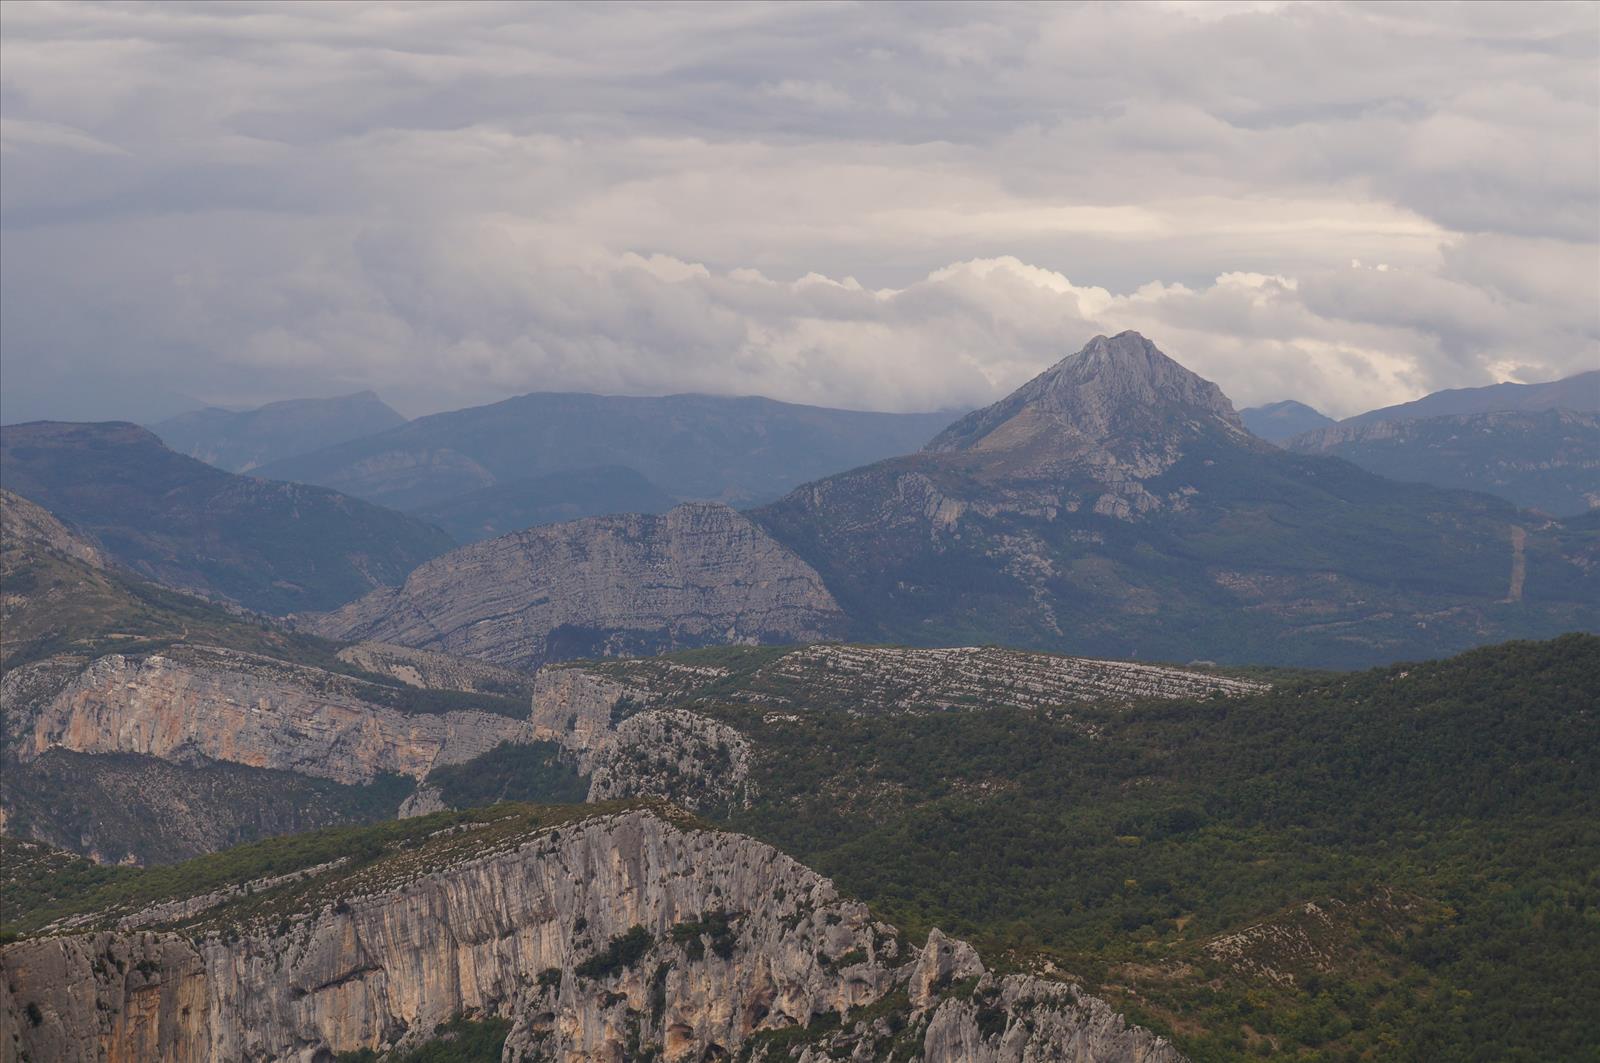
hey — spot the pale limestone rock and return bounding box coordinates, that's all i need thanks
[1,811,1183,1063]
[336,640,534,695]
[908,928,985,1007]
[306,502,846,670]
[13,645,532,785]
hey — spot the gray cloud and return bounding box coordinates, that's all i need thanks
[1,0,1595,423]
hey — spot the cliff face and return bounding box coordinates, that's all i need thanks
[307,502,846,670]
[0,809,1182,1063]
[9,645,531,785]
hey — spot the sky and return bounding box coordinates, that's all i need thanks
[1,0,1596,423]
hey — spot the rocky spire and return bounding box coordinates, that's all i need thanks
[926,331,1247,457]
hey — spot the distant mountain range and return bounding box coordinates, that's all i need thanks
[149,391,408,472]
[316,333,1598,669]
[1340,369,1599,427]
[1279,368,1598,516]
[1285,409,1599,516]
[1240,400,1336,441]
[254,391,960,513]
[0,422,452,614]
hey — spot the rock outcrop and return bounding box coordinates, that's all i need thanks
[747,644,1268,710]
[9,645,532,785]
[336,640,535,695]
[528,667,753,811]
[0,807,1182,1063]
[307,501,846,670]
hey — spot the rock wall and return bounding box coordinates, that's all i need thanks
[0,810,1182,1063]
[306,502,846,670]
[11,646,532,785]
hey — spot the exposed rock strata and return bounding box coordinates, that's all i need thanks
[587,709,756,810]
[305,502,846,670]
[336,640,535,695]
[752,644,1268,710]
[11,645,531,785]
[0,809,1182,1063]
[528,668,752,811]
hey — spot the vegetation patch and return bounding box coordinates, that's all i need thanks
[426,741,588,807]
[575,925,655,980]
[333,1014,510,1062]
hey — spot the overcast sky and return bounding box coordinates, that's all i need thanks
[2,0,1596,423]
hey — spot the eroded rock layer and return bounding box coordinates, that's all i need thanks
[8,645,531,785]
[0,808,1181,1063]
[306,502,847,670]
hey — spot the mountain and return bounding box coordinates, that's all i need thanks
[1285,409,1600,516]
[308,502,845,669]
[1341,368,1599,427]
[412,465,677,543]
[0,422,453,614]
[752,332,1598,666]
[149,391,407,473]
[1,489,540,863]
[1239,399,1336,441]
[0,805,1181,1063]
[8,631,1595,1060]
[255,391,959,511]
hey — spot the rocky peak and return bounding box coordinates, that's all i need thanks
[924,332,1252,479]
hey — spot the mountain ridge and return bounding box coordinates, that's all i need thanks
[149,390,408,473]
[0,421,452,615]
[1341,368,1599,427]
[1240,399,1336,441]
[255,390,961,512]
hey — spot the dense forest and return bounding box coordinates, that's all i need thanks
[711,634,1600,1061]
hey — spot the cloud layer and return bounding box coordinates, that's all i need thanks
[2,1,1595,421]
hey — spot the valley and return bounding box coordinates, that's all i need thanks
[2,333,1595,1063]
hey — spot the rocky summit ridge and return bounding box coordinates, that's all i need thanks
[924,331,1258,482]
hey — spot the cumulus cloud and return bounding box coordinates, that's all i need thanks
[0,1,1595,422]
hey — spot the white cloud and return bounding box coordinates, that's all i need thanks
[0,1,1595,423]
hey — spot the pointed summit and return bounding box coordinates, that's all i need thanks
[924,332,1251,480]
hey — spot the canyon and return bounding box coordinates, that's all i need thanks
[0,806,1183,1063]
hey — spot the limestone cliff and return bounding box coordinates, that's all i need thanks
[0,807,1182,1063]
[305,502,846,670]
[527,668,752,812]
[8,645,532,785]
